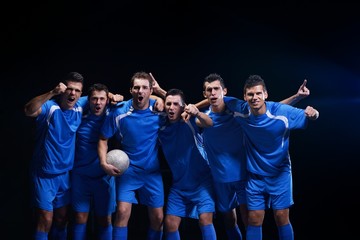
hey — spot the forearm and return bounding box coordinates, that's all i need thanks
[98,138,109,166]
[195,111,213,127]
[194,99,209,109]
[153,87,167,99]
[24,91,56,117]
[280,93,302,106]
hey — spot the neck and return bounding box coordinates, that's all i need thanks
[211,101,226,113]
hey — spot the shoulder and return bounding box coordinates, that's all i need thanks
[224,96,246,111]
[76,96,88,107]
[267,101,302,116]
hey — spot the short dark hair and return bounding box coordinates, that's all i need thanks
[130,71,152,89]
[243,75,267,93]
[87,83,109,101]
[203,73,226,90]
[165,88,186,106]
[64,72,84,85]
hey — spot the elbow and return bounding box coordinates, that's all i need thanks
[24,106,34,117]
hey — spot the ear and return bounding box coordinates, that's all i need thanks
[264,91,268,100]
[203,91,207,98]
[223,87,227,96]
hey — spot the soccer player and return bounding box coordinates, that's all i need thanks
[155,87,217,240]
[24,72,87,240]
[225,74,319,240]
[71,83,123,240]
[97,71,166,240]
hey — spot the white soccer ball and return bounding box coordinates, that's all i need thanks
[106,149,130,174]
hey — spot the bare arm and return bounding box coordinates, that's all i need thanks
[150,95,165,112]
[194,99,209,109]
[150,72,167,98]
[24,82,66,117]
[280,79,310,105]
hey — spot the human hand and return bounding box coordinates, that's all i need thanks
[100,162,123,176]
[149,72,160,91]
[154,97,164,112]
[51,82,67,95]
[184,104,200,117]
[297,79,310,99]
[181,111,191,122]
[304,106,319,120]
[109,93,124,105]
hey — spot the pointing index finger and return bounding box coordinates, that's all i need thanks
[301,79,307,89]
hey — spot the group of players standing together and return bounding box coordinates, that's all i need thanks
[24,71,319,240]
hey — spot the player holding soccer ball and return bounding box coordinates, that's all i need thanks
[98,72,166,240]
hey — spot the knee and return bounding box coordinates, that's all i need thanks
[199,213,214,226]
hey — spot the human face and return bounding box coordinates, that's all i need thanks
[203,80,227,111]
[89,90,108,116]
[59,81,83,110]
[130,78,153,110]
[243,85,268,115]
[165,95,184,123]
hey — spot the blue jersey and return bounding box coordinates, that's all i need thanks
[31,96,88,174]
[225,97,308,176]
[202,106,247,183]
[73,107,110,177]
[159,117,212,190]
[100,99,166,173]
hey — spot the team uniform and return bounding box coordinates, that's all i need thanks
[202,106,248,213]
[225,97,308,210]
[71,106,116,239]
[159,116,215,219]
[100,99,166,207]
[30,96,87,211]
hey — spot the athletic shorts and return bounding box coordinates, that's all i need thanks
[71,173,116,216]
[213,180,247,212]
[166,180,215,219]
[31,171,70,211]
[115,166,164,208]
[246,171,294,210]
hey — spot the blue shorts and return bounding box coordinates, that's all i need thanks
[213,180,247,212]
[166,180,216,219]
[116,166,164,208]
[246,171,294,210]
[31,171,70,211]
[71,173,116,216]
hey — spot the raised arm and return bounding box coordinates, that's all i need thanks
[280,79,310,105]
[150,72,167,98]
[24,82,67,117]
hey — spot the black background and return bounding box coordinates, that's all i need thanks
[3,1,359,239]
